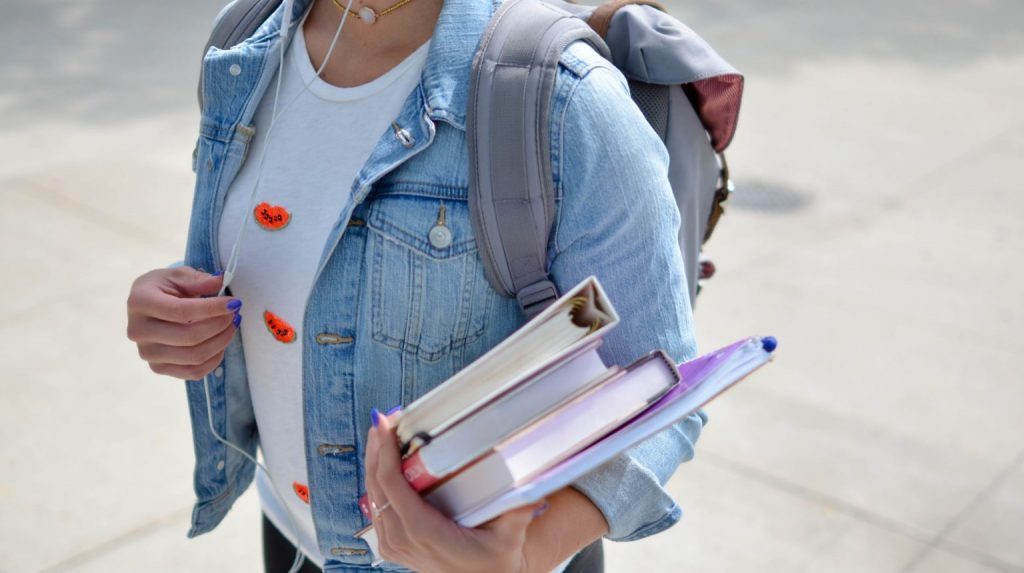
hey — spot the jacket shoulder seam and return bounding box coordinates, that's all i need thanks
[558,38,615,79]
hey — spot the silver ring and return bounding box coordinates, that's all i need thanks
[371,500,391,518]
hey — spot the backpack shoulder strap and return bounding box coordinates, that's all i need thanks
[467,0,610,319]
[198,0,283,111]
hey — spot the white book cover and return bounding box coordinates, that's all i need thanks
[411,341,611,482]
[395,276,619,451]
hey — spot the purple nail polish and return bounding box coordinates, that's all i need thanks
[371,408,381,428]
[532,502,550,518]
[233,313,242,328]
[385,405,403,416]
[211,271,223,277]
[226,299,242,311]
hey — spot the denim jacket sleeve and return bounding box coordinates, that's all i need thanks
[547,44,707,542]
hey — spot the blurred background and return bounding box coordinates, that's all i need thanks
[1,0,1021,571]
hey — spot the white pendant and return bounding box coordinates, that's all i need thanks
[358,6,378,23]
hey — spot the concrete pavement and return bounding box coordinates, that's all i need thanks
[2,0,1022,571]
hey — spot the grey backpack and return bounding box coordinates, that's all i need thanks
[200,0,743,318]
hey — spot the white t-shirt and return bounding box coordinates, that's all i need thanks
[217,21,431,566]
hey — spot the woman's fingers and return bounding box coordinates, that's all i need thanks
[373,416,449,535]
[149,349,226,380]
[128,268,237,325]
[160,266,228,298]
[137,319,239,366]
[127,267,243,380]
[364,415,410,563]
[138,290,238,325]
[130,312,236,347]
[365,415,396,527]
[365,416,384,508]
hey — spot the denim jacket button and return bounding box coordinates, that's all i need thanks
[317,443,355,456]
[229,64,241,76]
[393,124,415,148]
[214,366,224,378]
[216,460,225,471]
[330,547,368,556]
[316,333,353,345]
[429,224,452,249]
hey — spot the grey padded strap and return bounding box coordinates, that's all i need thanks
[468,0,610,318]
[198,0,282,111]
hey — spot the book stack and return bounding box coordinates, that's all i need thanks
[356,277,775,561]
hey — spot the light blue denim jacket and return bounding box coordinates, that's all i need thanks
[184,0,705,568]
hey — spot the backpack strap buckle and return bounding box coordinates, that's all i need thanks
[516,279,560,320]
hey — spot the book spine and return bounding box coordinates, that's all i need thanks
[358,494,372,520]
[357,452,440,520]
[401,451,442,491]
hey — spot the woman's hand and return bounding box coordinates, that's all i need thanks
[365,412,546,573]
[126,266,242,380]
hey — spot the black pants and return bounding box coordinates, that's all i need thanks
[263,514,604,572]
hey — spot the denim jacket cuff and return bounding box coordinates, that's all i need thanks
[570,449,682,541]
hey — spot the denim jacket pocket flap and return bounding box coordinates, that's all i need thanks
[366,193,476,259]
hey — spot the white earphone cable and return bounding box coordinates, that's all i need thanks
[206,1,357,572]
[219,0,354,298]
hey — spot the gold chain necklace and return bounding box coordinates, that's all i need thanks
[331,0,419,24]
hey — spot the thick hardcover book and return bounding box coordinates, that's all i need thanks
[400,340,611,491]
[422,351,678,517]
[394,277,619,454]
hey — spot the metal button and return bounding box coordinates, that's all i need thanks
[214,366,224,378]
[429,224,452,249]
[317,443,355,456]
[316,333,353,345]
[331,547,369,556]
[216,460,225,471]
[229,64,241,76]
[396,128,414,147]
[392,121,415,148]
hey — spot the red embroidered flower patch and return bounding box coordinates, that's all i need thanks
[263,310,296,343]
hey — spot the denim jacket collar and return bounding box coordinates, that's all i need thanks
[417,0,499,130]
[219,0,499,204]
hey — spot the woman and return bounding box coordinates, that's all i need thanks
[126,0,705,570]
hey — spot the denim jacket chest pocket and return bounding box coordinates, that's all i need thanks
[364,186,499,367]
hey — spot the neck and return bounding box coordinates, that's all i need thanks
[305,0,443,54]
[298,0,443,88]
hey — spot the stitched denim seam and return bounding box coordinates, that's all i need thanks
[552,64,610,257]
[371,187,468,200]
[615,503,682,542]
[369,233,487,362]
[367,218,478,259]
